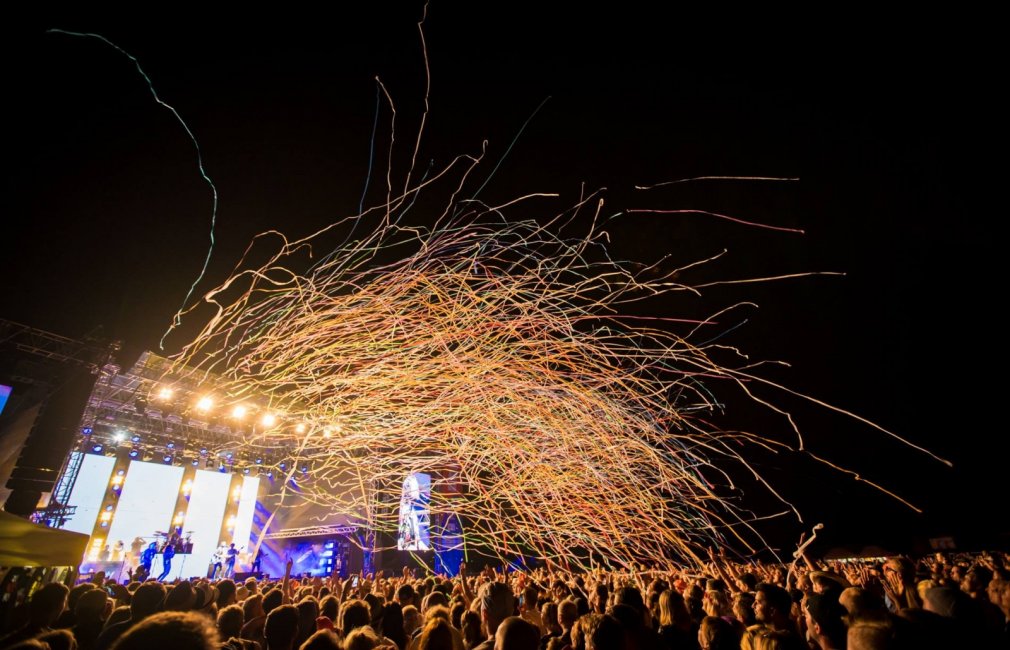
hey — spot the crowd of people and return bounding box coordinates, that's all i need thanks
[2,548,1008,649]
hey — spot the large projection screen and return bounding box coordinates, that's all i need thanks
[61,452,116,536]
[397,472,431,551]
[105,461,184,568]
[231,475,260,558]
[166,469,232,580]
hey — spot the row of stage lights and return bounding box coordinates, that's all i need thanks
[151,386,314,432]
[86,429,309,480]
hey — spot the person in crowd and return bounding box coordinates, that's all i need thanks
[493,616,540,650]
[70,588,110,650]
[95,582,167,650]
[472,582,514,650]
[107,611,218,650]
[0,583,70,647]
[802,593,846,650]
[265,604,300,650]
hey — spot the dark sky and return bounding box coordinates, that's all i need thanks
[2,7,1003,555]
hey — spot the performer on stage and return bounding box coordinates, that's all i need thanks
[139,542,157,581]
[251,547,265,573]
[211,542,227,579]
[130,536,145,566]
[113,540,125,562]
[225,543,239,578]
[157,539,175,581]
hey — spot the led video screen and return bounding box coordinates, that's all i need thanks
[397,472,430,551]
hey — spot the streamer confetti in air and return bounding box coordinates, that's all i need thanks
[53,17,946,572]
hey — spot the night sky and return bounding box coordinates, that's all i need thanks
[3,7,1003,555]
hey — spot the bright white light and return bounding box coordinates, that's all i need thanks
[196,396,213,412]
[157,387,174,401]
[232,405,247,419]
[112,431,126,443]
[295,423,306,434]
[261,413,277,428]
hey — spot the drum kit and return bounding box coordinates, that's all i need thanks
[153,530,195,554]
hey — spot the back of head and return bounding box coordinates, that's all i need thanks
[67,583,97,613]
[577,613,622,650]
[130,582,167,620]
[218,603,245,640]
[36,629,75,650]
[422,590,449,613]
[76,588,109,622]
[698,616,737,650]
[339,599,371,635]
[658,589,687,628]
[460,610,482,647]
[558,598,579,629]
[495,615,540,650]
[109,611,219,650]
[265,604,300,650]
[298,629,341,650]
[343,626,380,650]
[751,629,805,650]
[29,582,70,626]
[838,587,885,621]
[217,579,238,608]
[613,587,645,615]
[847,618,896,650]
[381,602,407,646]
[264,588,284,614]
[402,604,421,635]
[396,583,416,607]
[418,617,454,650]
[479,581,515,632]
[164,581,195,611]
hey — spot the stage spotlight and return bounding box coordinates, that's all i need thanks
[261,413,277,428]
[196,396,213,412]
[219,465,227,473]
[130,435,141,443]
[295,423,306,433]
[279,462,286,470]
[243,468,250,475]
[266,471,274,479]
[323,428,332,439]
[92,444,103,453]
[167,442,175,449]
[113,431,126,443]
[82,427,93,435]
[128,450,139,459]
[105,505,113,511]
[300,466,308,474]
[191,459,199,466]
[232,405,247,419]
[163,455,173,463]
[157,387,174,401]
[255,458,263,464]
[100,521,108,527]
[200,447,208,455]
[116,469,125,476]
[225,452,234,460]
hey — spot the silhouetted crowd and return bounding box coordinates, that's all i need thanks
[2,550,1009,649]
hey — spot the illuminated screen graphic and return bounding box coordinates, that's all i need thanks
[61,452,116,535]
[0,384,11,416]
[106,461,184,563]
[397,472,430,551]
